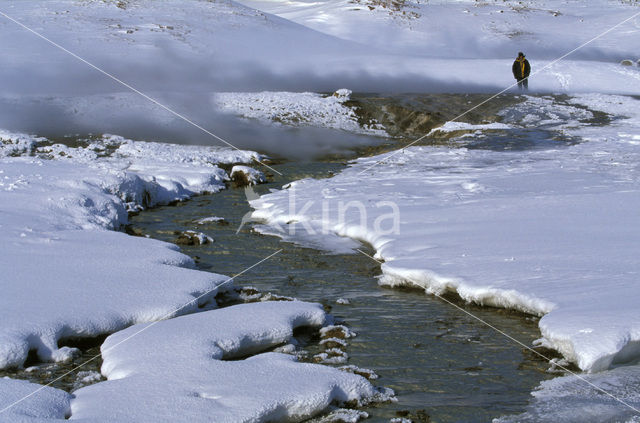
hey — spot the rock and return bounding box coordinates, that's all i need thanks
[320,325,356,340]
[230,166,266,187]
[332,88,353,102]
[194,216,227,225]
[174,230,213,245]
[339,365,379,380]
[620,59,634,66]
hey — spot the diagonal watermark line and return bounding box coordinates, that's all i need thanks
[358,9,640,175]
[0,9,283,176]
[0,249,283,416]
[355,248,640,416]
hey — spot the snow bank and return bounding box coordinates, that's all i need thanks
[250,94,640,373]
[0,132,263,369]
[0,378,71,422]
[214,90,388,136]
[70,301,389,422]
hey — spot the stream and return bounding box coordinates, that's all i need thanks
[129,159,553,423]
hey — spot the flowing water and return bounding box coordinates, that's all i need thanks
[129,159,554,423]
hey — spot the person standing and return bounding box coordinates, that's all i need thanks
[512,52,531,90]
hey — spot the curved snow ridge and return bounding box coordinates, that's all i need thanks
[70,301,391,422]
[378,265,555,317]
[250,170,640,374]
[538,310,640,374]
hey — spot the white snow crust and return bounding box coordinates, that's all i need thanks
[0,378,71,423]
[0,131,386,421]
[70,301,388,422]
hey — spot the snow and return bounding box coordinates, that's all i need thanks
[496,364,640,422]
[232,0,640,94]
[70,301,390,422]
[2,0,640,420]
[312,408,369,423]
[429,121,512,135]
[214,90,388,137]
[250,93,640,374]
[0,378,71,422]
[320,325,357,340]
[194,216,226,225]
[0,131,264,369]
[0,129,389,421]
[237,0,640,61]
[0,130,45,158]
[2,0,640,145]
[314,349,349,365]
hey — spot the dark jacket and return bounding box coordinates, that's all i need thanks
[512,57,531,80]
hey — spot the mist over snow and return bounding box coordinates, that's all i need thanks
[0,0,639,155]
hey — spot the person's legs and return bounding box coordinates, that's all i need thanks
[523,78,528,90]
[517,79,524,90]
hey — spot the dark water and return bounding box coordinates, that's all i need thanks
[130,160,553,423]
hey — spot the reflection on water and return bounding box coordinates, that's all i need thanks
[131,160,553,423]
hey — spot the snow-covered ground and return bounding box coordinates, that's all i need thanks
[236,0,640,60]
[2,0,640,420]
[0,378,72,422]
[250,93,640,417]
[1,0,640,145]
[234,0,640,92]
[0,131,388,420]
[70,301,391,422]
[214,89,388,137]
[1,302,389,422]
[0,132,255,368]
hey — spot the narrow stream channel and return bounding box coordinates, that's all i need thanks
[130,160,553,423]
